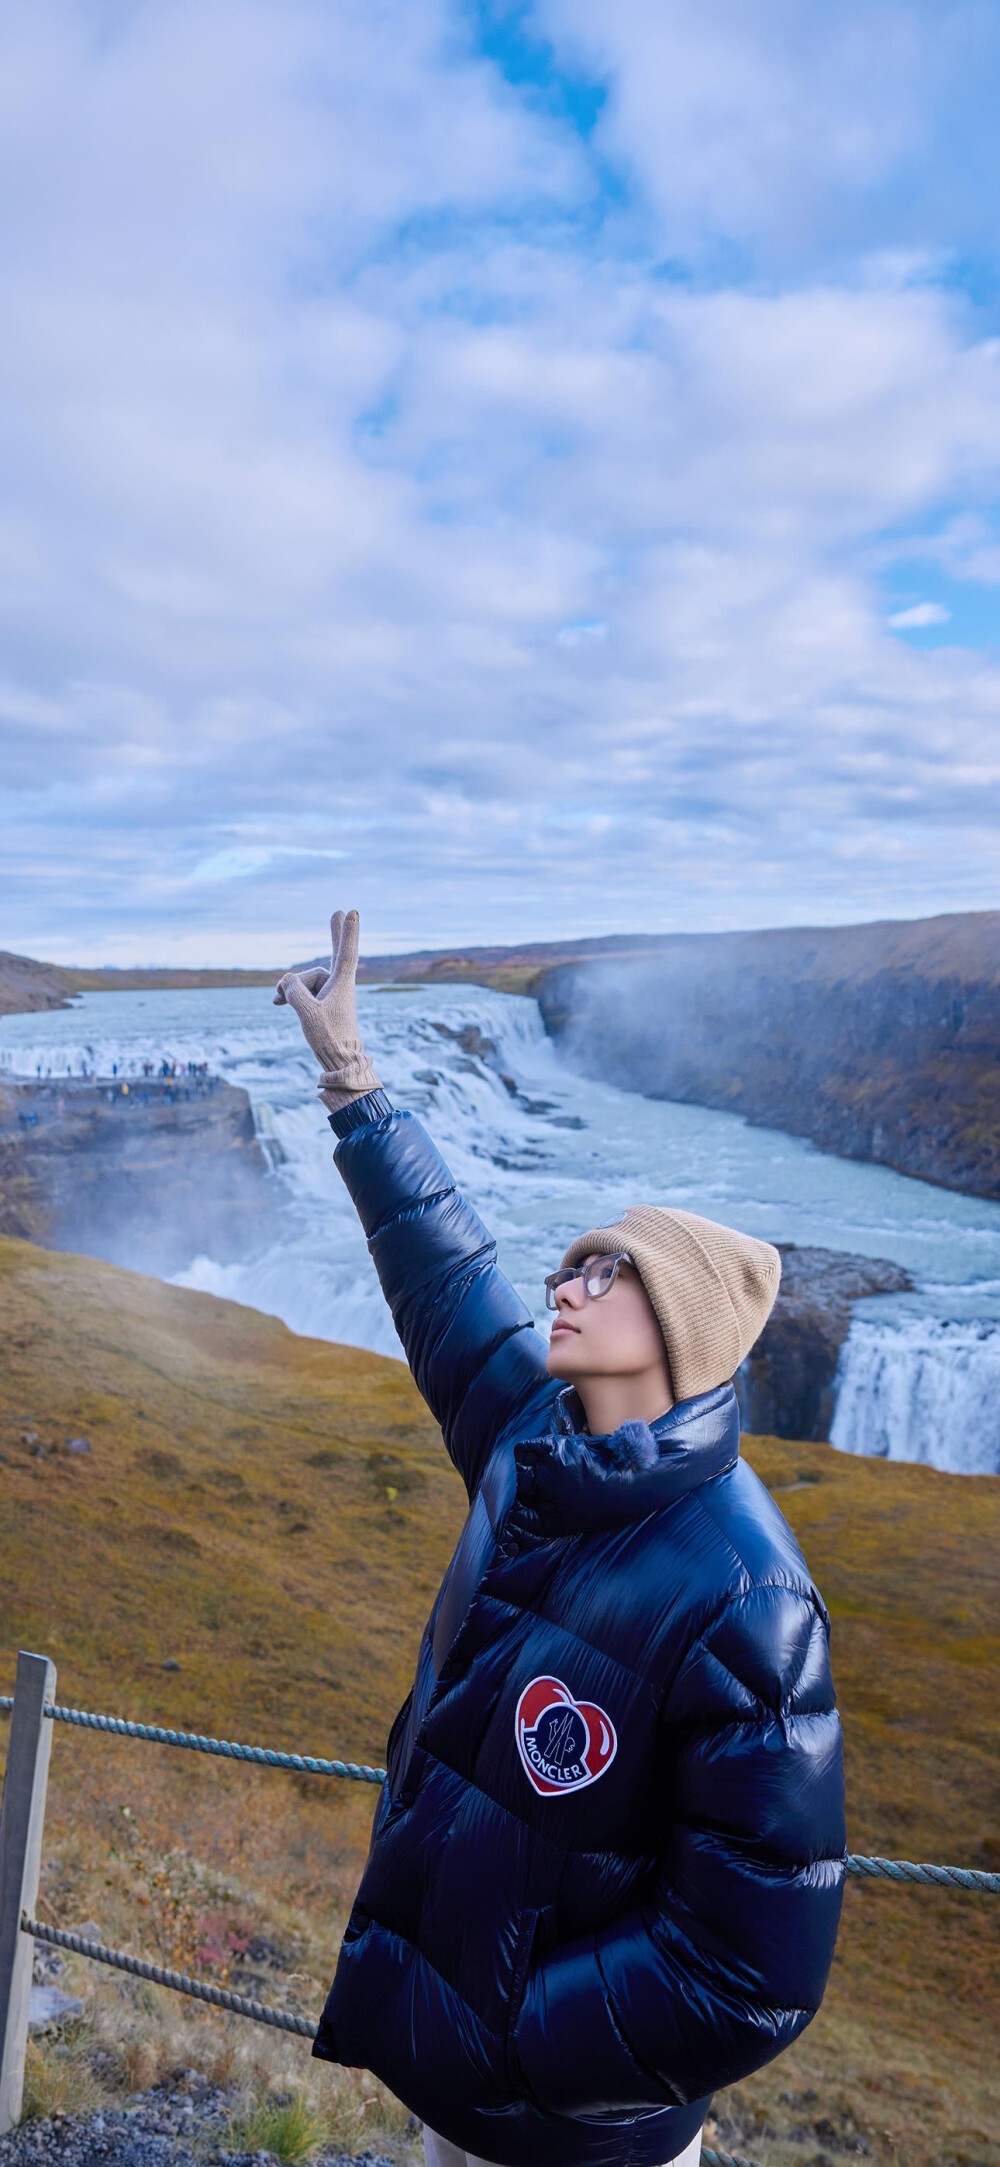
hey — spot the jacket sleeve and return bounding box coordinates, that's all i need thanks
[511,1582,847,2114]
[331,1101,551,1498]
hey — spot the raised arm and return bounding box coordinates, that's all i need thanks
[275,910,552,1496]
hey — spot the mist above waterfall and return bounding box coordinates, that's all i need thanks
[538,919,1000,1201]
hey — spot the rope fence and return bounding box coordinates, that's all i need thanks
[0,1696,386,1786]
[2,1657,997,2164]
[19,1917,316,2039]
[3,1691,998,1891]
[6,1900,780,2167]
[15,1920,765,2164]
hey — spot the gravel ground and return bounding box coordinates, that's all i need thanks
[0,2081,401,2167]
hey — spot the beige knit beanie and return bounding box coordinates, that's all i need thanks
[560,1206,781,1403]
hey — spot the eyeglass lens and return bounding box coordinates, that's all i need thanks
[544,1255,625,1307]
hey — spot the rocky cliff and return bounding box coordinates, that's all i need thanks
[737,1243,912,1441]
[0,1076,274,1276]
[0,951,81,1017]
[536,909,1000,1200]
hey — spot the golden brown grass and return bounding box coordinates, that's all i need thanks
[222,2092,332,2163]
[2,1233,998,2166]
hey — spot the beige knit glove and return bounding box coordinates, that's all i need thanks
[273,908,383,1112]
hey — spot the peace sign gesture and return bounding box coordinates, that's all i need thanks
[274,907,383,1109]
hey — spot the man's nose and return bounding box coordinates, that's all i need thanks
[556,1275,586,1311]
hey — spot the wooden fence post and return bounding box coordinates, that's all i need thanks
[0,1652,57,2134]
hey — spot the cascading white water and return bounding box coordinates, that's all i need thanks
[831,1307,1000,1474]
[2,981,1000,1472]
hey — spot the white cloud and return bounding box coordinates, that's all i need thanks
[888,602,951,628]
[0,0,998,962]
[191,845,348,884]
[534,0,1000,267]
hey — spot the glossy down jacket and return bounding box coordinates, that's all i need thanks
[312,1106,847,2167]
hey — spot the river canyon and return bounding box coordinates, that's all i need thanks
[1,979,998,1474]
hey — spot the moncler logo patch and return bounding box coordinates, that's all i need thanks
[515,1675,617,1796]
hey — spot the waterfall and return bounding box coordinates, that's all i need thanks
[3,980,1000,1474]
[830,1314,1000,1475]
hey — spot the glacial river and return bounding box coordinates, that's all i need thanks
[2,983,998,1474]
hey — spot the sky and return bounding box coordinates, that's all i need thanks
[2,0,999,965]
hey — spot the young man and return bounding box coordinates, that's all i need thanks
[276,912,846,2167]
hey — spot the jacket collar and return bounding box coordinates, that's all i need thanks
[507,1381,741,1539]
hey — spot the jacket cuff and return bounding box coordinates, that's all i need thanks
[326,1088,395,1138]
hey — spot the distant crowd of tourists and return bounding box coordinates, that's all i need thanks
[11,1055,220,1116]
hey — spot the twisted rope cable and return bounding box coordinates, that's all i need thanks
[21,1917,317,2038]
[22,1918,757,2166]
[845,1852,1000,1892]
[0,1696,385,1785]
[3,1696,998,1888]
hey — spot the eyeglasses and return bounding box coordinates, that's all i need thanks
[544,1252,630,1309]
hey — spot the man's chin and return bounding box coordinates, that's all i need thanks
[545,1341,583,1380]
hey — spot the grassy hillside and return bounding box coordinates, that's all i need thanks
[7,907,993,1015]
[0,941,649,1015]
[353,907,1000,999]
[0,952,283,1016]
[1,1238,997,2166]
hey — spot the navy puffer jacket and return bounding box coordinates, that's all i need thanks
[312,1103,846,2167]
